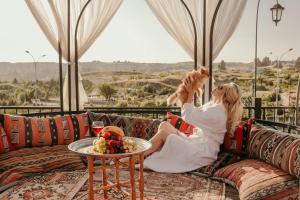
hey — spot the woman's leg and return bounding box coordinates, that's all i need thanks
[144,121,179,157]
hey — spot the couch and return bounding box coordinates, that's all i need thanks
[0,112,299,200]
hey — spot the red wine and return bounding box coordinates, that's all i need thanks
[93,127,103,135]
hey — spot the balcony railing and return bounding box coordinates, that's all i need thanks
[0,105,297,123]
[0,105,299,134]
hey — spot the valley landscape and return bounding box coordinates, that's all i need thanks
[0,59,299,108]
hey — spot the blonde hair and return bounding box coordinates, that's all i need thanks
[203,82,243,136]
[221,83,243,136]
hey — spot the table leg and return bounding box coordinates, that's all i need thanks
[129,156,136,200]
[139,153,144,200]
[115,158,121,190]
[101,158,108,199]
[88,156,94,200]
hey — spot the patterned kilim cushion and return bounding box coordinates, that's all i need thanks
[88,113,160,140]
[0,145,86,189]
[166,112,195,136]
[190,152,241,177]
[0,124,13,154]
[248,124,300,178]
[214,159,299,200]
[1,113,91,149]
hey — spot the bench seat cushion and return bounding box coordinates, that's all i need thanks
[214,159,299,200]
[0,145,85,189]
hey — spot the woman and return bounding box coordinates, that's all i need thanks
[143,79,243,173]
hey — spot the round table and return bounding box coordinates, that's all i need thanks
[68,137,152,200]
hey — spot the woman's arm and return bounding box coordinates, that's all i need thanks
[181,75,201,125]
[182,75,195,104]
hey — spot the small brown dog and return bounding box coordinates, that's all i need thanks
[167,68,209,107]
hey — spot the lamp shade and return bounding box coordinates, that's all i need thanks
[270,3,284,26]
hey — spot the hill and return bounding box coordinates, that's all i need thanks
[0,61,252,81]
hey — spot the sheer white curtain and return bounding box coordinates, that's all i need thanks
[25,0,123,110]
[146,0,247,102]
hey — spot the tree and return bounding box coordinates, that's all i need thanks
[97,84,117,101]
[218,60,226,71]
[294,57,300,71]
[254,58,262,67]
[261,56,271,66]
[82,79,94,94]
[266,92,281,102]
[12,78,18,84]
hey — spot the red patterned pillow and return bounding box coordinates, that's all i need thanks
[2,113,91,149]
[222,122,248,155]
[223,122,244,153]
[214,159,299,200]
[0,124,13,154]
[166,112,195,136]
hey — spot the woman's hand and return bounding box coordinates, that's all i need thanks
[182,76,195,104]
[183,76,194,94]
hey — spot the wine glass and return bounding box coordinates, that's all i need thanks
[92,121,104,137]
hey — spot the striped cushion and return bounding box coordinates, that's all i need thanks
[0,145,85,188]
[0,124,13,154]
[248,124,300,178]
[166,112,195,136]
[1,113,91,149]
[214,159,299,200]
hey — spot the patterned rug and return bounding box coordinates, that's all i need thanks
[0,171,87,200]
[0,169,239,200]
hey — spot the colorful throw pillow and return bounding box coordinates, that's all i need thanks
[214,159,299,200]
[2,113,91,149]
[248,124,300,178]
[222,122,248,155]
[0,145,85,188]
[166,112,195,136]
[0,124,13,154]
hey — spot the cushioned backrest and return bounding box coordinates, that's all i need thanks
[88,112,160,140]
[0,123,14,154]
[2,113,91,149]
[247,124,300,178]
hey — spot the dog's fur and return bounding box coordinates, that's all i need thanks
[167,68,209,107]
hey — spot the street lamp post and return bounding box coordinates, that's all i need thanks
[254,0,284,98]
[270,48,293,121]
[25,50,46,100]
[253,0,285,120]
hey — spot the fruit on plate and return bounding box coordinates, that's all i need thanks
[123,139,138,153]
[92,126,137,154]
[100,126,124,141]
[92,137,107,153]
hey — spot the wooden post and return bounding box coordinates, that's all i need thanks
[101,158,108,199]
[129,156,136,200]
[88,156,94,200]
[139,153,145,200]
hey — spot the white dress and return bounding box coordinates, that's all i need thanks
[144,102,227,173]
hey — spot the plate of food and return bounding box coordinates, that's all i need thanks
[68,126,152,158]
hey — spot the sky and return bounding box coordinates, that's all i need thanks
[0,0,299,63]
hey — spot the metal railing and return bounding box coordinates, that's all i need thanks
[1,105,299,134]
[0,105,298,124]
[0,106,61,115]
